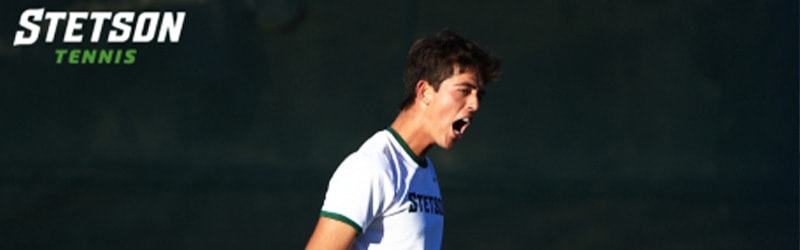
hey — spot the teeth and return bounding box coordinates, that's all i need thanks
[454,130,461,135]
[462,118,470,123]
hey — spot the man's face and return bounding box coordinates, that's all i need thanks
[423,67,484,149]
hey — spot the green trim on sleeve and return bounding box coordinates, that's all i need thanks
[386,127,429,167]
[320,211,363,236]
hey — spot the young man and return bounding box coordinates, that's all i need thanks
[305,30,501,250]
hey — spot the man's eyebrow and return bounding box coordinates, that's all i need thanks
[455,82,479,88]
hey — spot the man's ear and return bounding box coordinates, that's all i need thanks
[416,80,432,105]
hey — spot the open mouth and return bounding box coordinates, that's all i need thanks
[452,117,471,137]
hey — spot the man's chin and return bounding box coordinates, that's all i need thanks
[436,139,456,150]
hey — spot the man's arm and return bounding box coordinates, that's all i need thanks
[305,216,358,250]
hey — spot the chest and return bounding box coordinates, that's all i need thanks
[381,167,444,232]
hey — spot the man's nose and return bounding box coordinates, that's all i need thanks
[467,92,480,112]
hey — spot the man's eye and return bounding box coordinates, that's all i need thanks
[459,89,470,95]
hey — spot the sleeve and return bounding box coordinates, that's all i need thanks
[320,153,396,236]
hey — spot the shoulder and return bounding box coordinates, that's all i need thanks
[333,130,398,183]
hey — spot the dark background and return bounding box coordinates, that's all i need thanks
[0,0,797,249]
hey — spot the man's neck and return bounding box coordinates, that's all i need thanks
[389,109,433,159]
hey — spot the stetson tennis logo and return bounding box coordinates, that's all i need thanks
[13,8,186,64]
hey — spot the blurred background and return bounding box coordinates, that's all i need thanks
[0,0,797,249]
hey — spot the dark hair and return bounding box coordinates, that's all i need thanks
[400,29,501,110]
